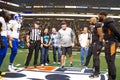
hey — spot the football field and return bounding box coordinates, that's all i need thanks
[1,48,120,80]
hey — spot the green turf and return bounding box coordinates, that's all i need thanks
[1,48,120,80]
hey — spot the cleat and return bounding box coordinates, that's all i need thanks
[8,64,16,72]
[11,64,17,70]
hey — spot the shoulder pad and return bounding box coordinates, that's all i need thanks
[9,20,15,24]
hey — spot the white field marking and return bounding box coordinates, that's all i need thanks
[51,67,59,72]
[15,64,21,67]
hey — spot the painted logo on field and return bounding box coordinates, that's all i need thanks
[2,66,108,80]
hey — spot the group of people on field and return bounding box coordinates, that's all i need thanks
[0,10,120,80]
[79,11,120,80]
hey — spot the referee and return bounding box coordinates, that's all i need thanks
[25,21,43,68]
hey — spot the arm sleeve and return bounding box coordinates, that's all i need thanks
[57,31,61,45]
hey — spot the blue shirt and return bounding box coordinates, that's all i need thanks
[43,34,51,44]
[51,33,59,47]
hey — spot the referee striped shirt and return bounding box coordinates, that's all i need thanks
[29,28,42,41]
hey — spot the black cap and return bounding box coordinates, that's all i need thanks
[61,21,67,25]
[34,21,42,25]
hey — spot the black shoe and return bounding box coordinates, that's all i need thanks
[60,65,65,70]
[61,65,65,69]
[89,73,99,78]
[70,64,73,67]
[61,65,64,68]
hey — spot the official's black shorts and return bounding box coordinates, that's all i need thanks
[61,46,72,55]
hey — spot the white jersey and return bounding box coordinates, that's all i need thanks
[7,20,21,39]
[0,17,7,36]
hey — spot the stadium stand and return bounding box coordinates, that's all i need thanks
[2,0,120,7]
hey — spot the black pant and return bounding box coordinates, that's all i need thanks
[85,42,101,74]
[105,41,116,80]
[25,40,40,66]
[92,42,101,74]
